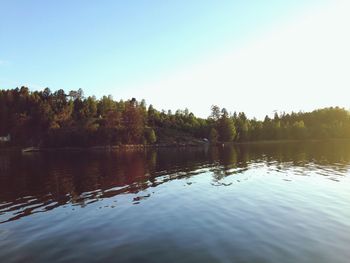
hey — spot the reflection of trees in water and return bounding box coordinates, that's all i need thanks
[0,148,211,223]
[236,141,350,174]
[0,154,11,173]
[209,142,350,184]
[1,141,350,223]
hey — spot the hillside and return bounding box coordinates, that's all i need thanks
[1,87,350,148]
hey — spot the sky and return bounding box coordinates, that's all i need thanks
[1,0,349,119]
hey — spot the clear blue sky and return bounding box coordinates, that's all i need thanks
[1,0,349,118]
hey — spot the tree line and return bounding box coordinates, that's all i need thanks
[1,87,350,147]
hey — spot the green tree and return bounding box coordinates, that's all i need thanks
[123,99,145,143]
[145,128,157,144]
[210,105,221,121]
[218,110,236,142]
[209,128,218,144]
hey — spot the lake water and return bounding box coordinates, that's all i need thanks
[0,142,350,263]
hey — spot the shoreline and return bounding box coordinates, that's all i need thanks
[233,138,350,145]
[2,138,350,153]
[0,142,208,153]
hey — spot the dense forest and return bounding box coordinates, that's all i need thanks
[1,87,350,147]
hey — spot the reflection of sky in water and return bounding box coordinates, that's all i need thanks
[0,142,350,263]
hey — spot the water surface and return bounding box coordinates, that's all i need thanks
[0,142,350,262]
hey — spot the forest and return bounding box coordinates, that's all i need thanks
[1,87,350,147]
